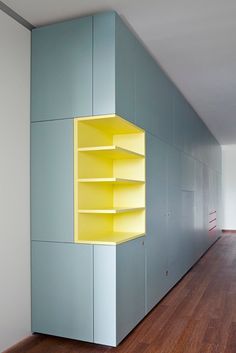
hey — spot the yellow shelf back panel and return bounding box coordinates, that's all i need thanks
[114,210,145,233]
[113,133,145,155]
[77,183,113,209]
[113,184,145,208]
[78,153,113,178]
[74,114,146,245]
[113,159,145,180]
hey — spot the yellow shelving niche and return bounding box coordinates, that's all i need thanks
[74,114,146,245]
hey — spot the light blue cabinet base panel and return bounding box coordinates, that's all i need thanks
[93,246,116,346]
[31,119,73,242]
[167,184,185,282]
[180,190,196,272]
[94,237,145,346]
[116,238,146,344]
[32,242,93,342]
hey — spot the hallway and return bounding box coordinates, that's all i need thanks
[7,234,236,353]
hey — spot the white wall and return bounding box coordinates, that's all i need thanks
[0,10,31,352]
[222,145,236,230]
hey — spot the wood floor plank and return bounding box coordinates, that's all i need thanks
[147,318,188,353]
[170,319,198,353]
[223,322,236,353]
[197,343,219,353]
[181,319,209,353]
[5,234,236,353]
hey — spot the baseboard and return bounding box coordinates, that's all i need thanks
[222,229,236,234]
[3,334,41,353]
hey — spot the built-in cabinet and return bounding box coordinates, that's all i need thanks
[31,114,146,345]
[31,11,222,347]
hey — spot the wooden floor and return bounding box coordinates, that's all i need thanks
[6,234,236,353]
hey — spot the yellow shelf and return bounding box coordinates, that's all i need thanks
[76,232,145,245]
[78,207,145,214]
[78,145,144,159]
[78,177,144,184]
[75,114,144,135]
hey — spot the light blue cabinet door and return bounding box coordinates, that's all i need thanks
[31,120,73,242]
[135,41,173,143]
[32,242,93,341]
[181,190,196,271]
[194,160,205,258]
[145,133,169,312]
[166,145,183,285]
[181,153,195,192]
[173,88,185,151]
[93,12,116,115]
[31,17,92,121]
[115,15,136,124]
[166,184,184,288]
[216,172,222,233]
[94,237,145,346]
[116,237,145,344]
[93,245,116,346]
[173,88,194,155]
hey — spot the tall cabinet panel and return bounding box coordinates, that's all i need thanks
[194,160,205,258]
[146,133,168,312]
[203,165,211,247]
[216,172,222,232]
[93,245,116,346]
[115,15,136,124]
[93,12,116,115]
[94,237,145,346]
[166,184,183,287]
[173,88,196,156]
[180,153,196,270]
[181,190,196,271]
[31,17,92,121]
[173,88,185,151]
[135,43,157,135]
[116,237,145,344]
[135,42,173,143]
[166,146,183,287]
[31,120,74,242]
[32,242,93,341]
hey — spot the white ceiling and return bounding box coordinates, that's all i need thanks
[4,0,236,145]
